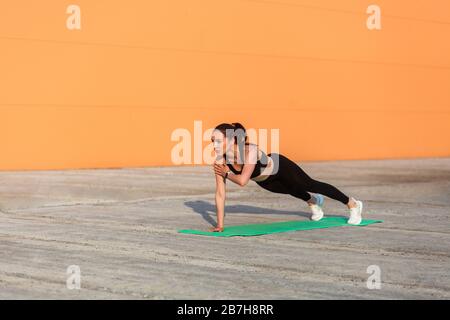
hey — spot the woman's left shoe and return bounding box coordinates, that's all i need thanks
[309,194,324,221]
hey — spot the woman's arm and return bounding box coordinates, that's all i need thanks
[214,144,258,187]
[210,145,258,232]
[212,169,226,232]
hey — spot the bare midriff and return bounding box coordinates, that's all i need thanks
[251,152,274,182]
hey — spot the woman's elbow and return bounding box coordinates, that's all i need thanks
[239,179,249,187]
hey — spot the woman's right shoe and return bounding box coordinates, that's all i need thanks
[347,199,363,225]
[309,194,324,221]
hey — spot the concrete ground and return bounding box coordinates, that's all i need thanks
[0,158,449,299]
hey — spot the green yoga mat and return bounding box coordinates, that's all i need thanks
[178,217,383,237]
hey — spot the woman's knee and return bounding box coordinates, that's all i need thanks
[289,174,315,190]
[302,178,323,192]
[289,188,311,202]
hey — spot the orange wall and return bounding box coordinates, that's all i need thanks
[1,0,449,171]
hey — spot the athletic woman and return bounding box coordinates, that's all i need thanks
[210,122,363,232]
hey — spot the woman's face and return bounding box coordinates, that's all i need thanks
[211,130,232,157]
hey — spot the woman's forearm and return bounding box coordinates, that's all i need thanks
[215,192,225,227]
[226,173,248,186]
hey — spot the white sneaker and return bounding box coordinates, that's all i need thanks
[347,199,363,225]
[309,194,324,221]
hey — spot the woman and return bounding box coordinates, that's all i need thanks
[210,122,363,232]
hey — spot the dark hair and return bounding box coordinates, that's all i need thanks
[213,122,247,145]
[214,122,248,163]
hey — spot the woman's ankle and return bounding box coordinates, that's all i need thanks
[307,194,317,206]
[347,197,357,209]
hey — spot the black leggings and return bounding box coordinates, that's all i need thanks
[256,153,350,205]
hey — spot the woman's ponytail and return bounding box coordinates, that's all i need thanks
[231,122,247,144]
[231,123,247,164]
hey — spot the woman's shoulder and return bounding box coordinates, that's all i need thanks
[245,142,259,148]
[244,143,262,163]
[244,142,259,153]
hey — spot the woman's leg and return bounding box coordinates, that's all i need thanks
[273,154,350,205]
[256,178,292,195]
[259,154,312,202]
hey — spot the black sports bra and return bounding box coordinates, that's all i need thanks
[224,143,269,179]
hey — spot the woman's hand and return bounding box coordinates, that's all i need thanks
[209,226,224,232]
[214,162,229,178]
